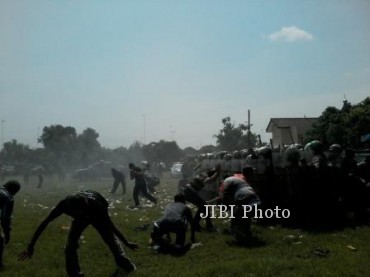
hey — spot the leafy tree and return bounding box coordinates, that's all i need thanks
[38,125,78,168]
[198,144,218,154]
[28,147,56,174]
[214,116,257,151]
[306,97,370,147]
[156,140,183,164]
[343,97,370,147]
[128,141,144,165]
[109,146,130,166]
[77,128,100,152]
[76,128,102,164]
[0,139,31,164]
[183,146,198,156]
[142,140,183,164]
[39,125,77,154]
[305,106,346,145]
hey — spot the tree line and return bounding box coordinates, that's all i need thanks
[1,97,369,174]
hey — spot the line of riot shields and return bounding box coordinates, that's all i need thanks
[181,142,370,229]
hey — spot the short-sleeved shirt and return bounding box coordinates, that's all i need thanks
[162,202,192,223]
[221,176,260,206]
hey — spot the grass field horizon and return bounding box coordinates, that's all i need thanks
[1,173,370,277]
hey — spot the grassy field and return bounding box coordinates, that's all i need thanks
[1,173,370,277]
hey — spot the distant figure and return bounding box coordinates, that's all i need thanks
[32,166,45,189]
[23,166,30,184]
[110,168,126,195]
[142,163,160,193]
[128,163,157,207]
[18,190,138,276]
[150,193,195,253]
[0,180,21,269]
[37,173,43,188]
[57,164,66,183]
[157,162,164,178]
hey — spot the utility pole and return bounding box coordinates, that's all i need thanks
[246,109,253,149]
[37,127,41,146]
[1,119,5,149]
[143,114,146,145]
[169,125,176,141]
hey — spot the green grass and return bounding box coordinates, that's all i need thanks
[1,173,370,276]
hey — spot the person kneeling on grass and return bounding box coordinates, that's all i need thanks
[150,193,195,253]
[18,190,138,277]
[0,180,21,270]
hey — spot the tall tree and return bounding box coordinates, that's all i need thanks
[38,125,78,165]
[128,141,144,165]
[214,116,257,151]
[198,144,218,154]
[76,128,102,164]
[142,140,183,164]
[306,97,370,147]
[0,139,31,164]
[155,140,183,164]
[344,97,370,147]
[77,128,101,152]
[305,106,346,146]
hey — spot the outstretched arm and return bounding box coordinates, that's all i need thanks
[203,164,221,184]
[18,202,64,260]
[110,218,139,250]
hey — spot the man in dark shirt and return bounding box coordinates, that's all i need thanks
[0,180,21,269]
[110,168,126,194]
[150,193,195,252]
[129,163,157,207]
[183,165,221,231]
[18,190,138,277]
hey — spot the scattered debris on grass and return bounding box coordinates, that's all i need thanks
[347,245,357,251]
[312,247,330,257]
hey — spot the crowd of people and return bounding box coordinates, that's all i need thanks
[0,140,369,276]
[188,141,370,229]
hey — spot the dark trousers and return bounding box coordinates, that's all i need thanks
[133,183,157,206]
[230,206,251,244]
[184,188,213,229]
[37,175,43,188]
[0,230,4,265]
[111,179,126,194]
[151,219,187,247]
[65,219,134,277]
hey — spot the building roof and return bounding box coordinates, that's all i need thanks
[266,117,318,132]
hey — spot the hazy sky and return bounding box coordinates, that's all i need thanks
[1,0,369,149]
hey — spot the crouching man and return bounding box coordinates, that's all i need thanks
[150,193,195,253]
[19,190,138,276]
